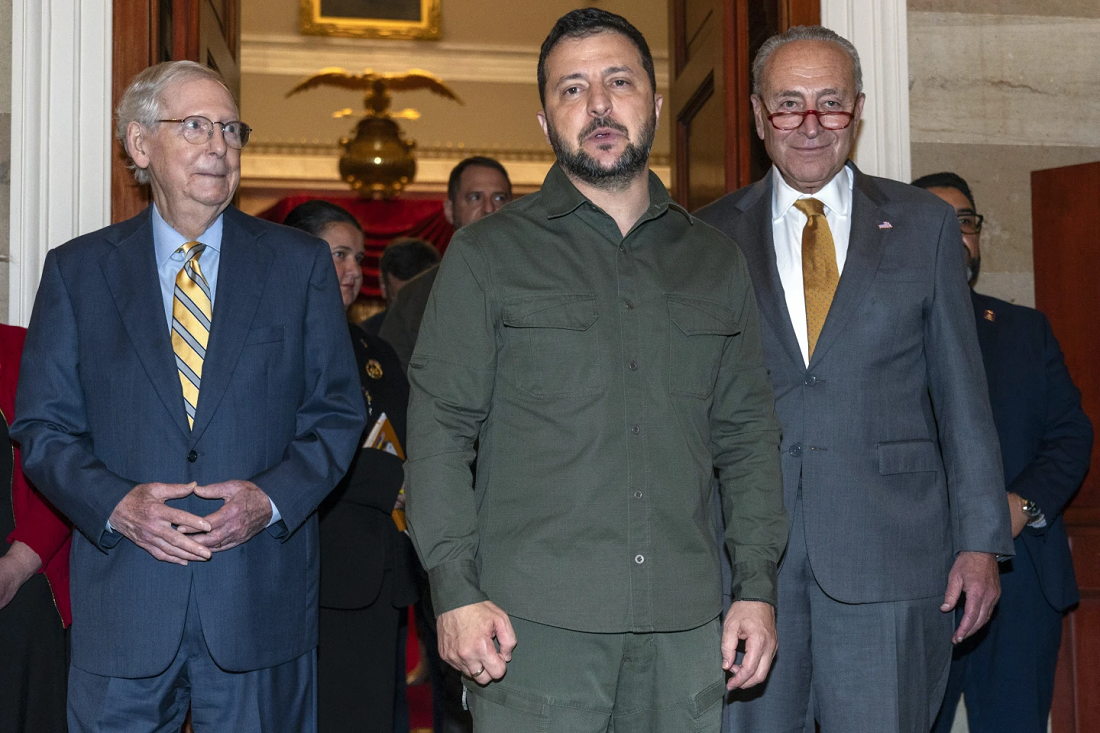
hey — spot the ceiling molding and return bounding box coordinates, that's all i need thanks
[241,32,670,88]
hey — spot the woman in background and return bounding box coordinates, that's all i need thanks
[0,323,72,733]
[284,200,417,732]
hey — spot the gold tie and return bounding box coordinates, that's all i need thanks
[794,198,839,360]
[171,241,212,429]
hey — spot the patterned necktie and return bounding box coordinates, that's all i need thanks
[172,241,212,429]
[794,197,839,361]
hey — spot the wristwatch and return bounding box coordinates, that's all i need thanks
[1020,498,1047,528]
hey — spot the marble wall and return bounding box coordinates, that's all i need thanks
[908,2,1100,306]
[1,0,11,321]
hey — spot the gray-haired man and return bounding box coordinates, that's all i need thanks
[12,61,365,731]
[697,26,1013,733]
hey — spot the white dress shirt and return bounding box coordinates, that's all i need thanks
[770,165,854,366]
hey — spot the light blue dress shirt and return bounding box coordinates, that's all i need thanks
[109,205,279,532]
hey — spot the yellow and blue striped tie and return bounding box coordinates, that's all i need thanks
[172,241,212,429]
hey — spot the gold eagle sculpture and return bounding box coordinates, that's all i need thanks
[286,67,463,120]
[285,68,462,199]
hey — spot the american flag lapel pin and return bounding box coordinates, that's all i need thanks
[878,221,893,229]
[984,309,996,322]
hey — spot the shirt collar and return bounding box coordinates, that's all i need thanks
[541,163,691,223]
[770,163,853,223]
[152,204,224,267]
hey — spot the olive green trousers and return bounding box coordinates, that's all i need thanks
[463,616,725,733]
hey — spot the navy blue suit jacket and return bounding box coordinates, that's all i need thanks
[12,206,366,677]
[972,290,1092,611]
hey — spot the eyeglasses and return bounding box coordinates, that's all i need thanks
[763,104,856,131]
[958,213,984,234]
[157,116,252,149]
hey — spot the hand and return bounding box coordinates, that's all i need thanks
[437,600,517,685]
[109,482,212,565]
[721,600,778,690]
[0,541,43,610]
[941,551,1000,643]
[189,480,273,552]
[1007,493,1028,538]
[393,488,407,512]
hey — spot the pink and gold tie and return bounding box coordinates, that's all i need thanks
[794,198,839,360]
[171,241,212,429]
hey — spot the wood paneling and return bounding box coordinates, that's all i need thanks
[1033,160,1100,733]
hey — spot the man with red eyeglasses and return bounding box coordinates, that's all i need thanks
[697,26,1013,733]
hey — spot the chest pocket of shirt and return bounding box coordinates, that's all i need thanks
[501,293,601,398]
[668,295,740,398]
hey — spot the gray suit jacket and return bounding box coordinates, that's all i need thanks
[696,164,1013,603]
[11,206,366,677]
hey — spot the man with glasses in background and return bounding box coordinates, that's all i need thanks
[13,61,365,732]
[697,27,1013,733]
[914,172,1092,733]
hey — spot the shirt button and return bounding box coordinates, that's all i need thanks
[631,425,640,435]
[805,375,818,386]
[187,450,198,462]
[619,244,626,254]
[634,491,643,499]
[625,299,635,310]
[635,554,645,564]
[789,443,803,457]
[628,360,638,371]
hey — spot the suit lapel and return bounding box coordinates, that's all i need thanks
[100,211,192,438]
[808,167,889,370]
[188,209,273,443]
[735,181,805,370]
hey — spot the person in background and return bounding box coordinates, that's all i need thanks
[362,238,439,338]
[12,61,365,732]
[284,200,419,733]
[379,156,512,369]
[913,172,1093,733]
[0,322,72,733]
[696,26,1012,733]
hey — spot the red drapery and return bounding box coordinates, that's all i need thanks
[257,194,455,300]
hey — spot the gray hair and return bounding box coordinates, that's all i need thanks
[115,61,235,184]
[751,25,863,99]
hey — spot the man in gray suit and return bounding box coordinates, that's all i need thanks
[12,61,365,731]
[696,26,1013,732]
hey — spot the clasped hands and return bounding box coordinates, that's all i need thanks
[108,480,273,565]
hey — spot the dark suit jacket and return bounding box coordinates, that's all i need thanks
[972,290,1092,611]
[379,264,438,370]
[319,324,417,610]
[696,164,1014,603]
[12,206,366,677]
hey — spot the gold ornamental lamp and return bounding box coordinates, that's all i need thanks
[287,68,462,199]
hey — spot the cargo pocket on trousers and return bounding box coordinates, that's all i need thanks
[464,680,549,732]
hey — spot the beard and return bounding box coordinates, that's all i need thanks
[547,112,657,191]
[965,250,981,286]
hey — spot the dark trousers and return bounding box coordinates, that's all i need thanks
[0,573,68,733]
[414,569,473,733]
[933,540,1064,733]
[68,581,316,732]
[319,571,403,733]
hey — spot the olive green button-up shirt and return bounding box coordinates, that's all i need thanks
[405,165,787,633]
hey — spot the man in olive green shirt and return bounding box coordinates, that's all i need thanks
[405,9,787,731]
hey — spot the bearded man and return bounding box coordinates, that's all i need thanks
[403,8,788,732]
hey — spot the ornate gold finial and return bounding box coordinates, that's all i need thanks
[287,68,463,199]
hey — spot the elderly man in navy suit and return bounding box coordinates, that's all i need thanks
[914,171,1093,733]
[12,61,365,731]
